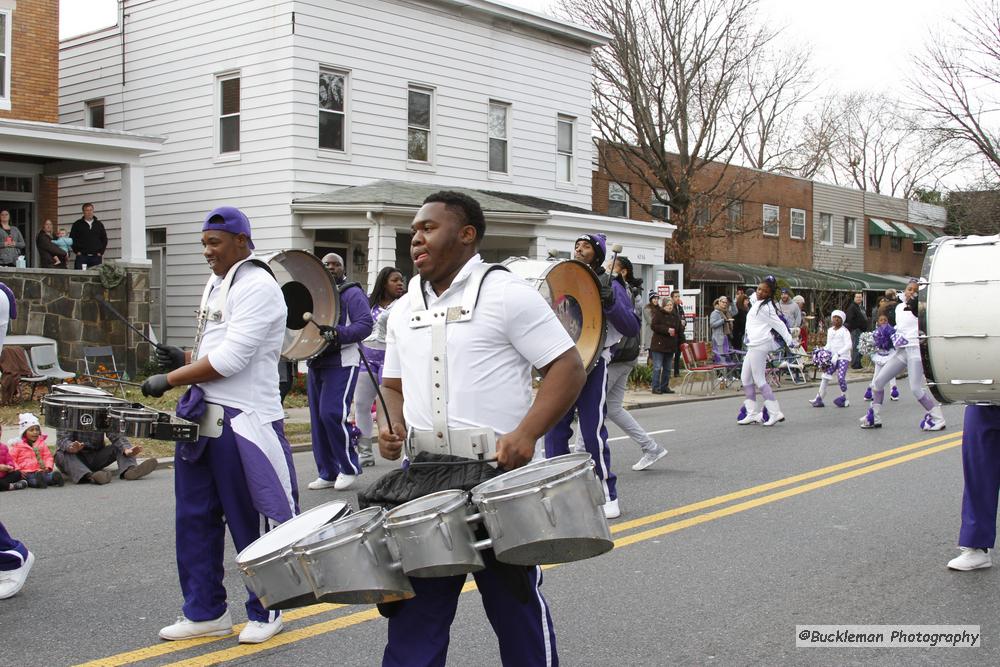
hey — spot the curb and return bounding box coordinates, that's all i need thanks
[154,375,878,469]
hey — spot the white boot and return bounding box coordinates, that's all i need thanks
[921,405,946,432]
[761,400,784,426]
[737,399,762,425]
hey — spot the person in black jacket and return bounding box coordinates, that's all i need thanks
[69,203,108,269]
[844,292,870,369]
[35,219,68,269]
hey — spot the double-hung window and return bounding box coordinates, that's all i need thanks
[844,216,857,247]
[651,189,670,221]
[0,10,11,109]
[407,86,433,162]
[556,115,575,183]
[817,212,833,245]
[86,99,105,129]
[726,200,743,231]
[790,208,806,239]
[763,204,779,236]
[608,182,628,217]
[217,73,241,155]
[488,101,510,174]
[319,68,347,152]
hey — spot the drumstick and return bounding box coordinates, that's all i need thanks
[94,296,160,347]
[302,312,396,434]
[79,373,144,388]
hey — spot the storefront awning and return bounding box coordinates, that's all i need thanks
[868,218,898,236]
[690,262,866,291]
[890,221,917,238]
[911,226,937,243]
[814,270,909,292]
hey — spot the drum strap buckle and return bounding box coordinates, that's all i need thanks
[406,427,496,462]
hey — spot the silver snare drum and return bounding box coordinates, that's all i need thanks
[107,406,160,438]
[51,384,112,397]
[470,453,613,566]
[384,490,490,578]
[293,507,414,605]
[40,393,130,431]
[236,501,352,610]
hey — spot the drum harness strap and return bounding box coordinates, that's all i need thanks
[405,263,508,461]
[191,255,275,361]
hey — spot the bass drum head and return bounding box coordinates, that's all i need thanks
[502,258,606,371]
[255,250,340,361]
[920,235,1000,404]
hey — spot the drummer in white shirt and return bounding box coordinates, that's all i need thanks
[143,206,299,645]
[377,190,586,667]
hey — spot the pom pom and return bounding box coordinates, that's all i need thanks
[857,331,877,358]
[812,348,835,372]
[873,323,896,352]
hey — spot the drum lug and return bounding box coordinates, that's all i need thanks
[482,508,502,540]
[384,534,401,563]
[284,557,301,586]
[437,518,455,551]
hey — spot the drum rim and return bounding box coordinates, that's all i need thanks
[384,489,470,526]
[108,406,159,422]
[237,500,352,566]
[51,384,112,396]
[918,236,951,405]
[470,453,594,500]
[292,506,386,556]
[40,394,130,408]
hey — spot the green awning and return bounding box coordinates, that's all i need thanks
[815,270,908,292]
[890,221,917,238]
[869,218,898,236]
[691,262,866,291]
[911,226,936,243]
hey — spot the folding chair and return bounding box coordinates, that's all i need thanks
[29,344,76,388]
[678,343,724,396]
[0,346,47,403]
[771,345,807,386]
[711,339,745,391]
[83,346,127,398]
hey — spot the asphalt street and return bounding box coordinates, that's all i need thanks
[0,383,991,667]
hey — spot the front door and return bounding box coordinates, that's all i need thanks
[0,201,32,265]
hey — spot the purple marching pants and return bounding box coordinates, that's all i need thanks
[174,410,298,623]
[544,357,616,502]
[307,364,361,480]
[0,520,28,571]
[383,563,557,667]
[958,405,1000,548]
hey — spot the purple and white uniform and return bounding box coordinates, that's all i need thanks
[306,279,374,480]
[176,259,299,624]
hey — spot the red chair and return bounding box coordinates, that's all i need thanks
[679,343,724,395]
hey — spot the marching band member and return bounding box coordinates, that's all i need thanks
[947,405,1000,571]
[737,276,798,426]
[144,206,298,644]
[305,253,374,490]
[377,191,585,666]
[859,279,945,430]
[353,266,406,467]
[544,233,640,519]
[810,310,852,408]
[863,314,899,402]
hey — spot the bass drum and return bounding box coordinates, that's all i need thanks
[919,234,1000,404]
[255,250,340,361]
[501,258,606,371]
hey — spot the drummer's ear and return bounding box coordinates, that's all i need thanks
[460,224,479,247]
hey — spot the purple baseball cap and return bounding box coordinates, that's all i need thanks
[202,206,255,249]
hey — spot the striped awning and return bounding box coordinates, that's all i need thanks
[911,226,937,243]
[868,218,898,236]
[890,221,917,238]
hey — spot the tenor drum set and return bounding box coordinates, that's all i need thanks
[237,454,614,610]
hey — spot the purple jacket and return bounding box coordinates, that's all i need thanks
[606,278,640,338]
[309,281,374,368]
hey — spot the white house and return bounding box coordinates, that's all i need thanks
[59,0,674,345]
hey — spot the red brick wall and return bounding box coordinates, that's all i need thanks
[594,144,814,268]
[37,174,58,229]
[0,0,59,123]
[864,236,926,277]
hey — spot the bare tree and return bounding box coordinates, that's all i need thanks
[911,0,1000,182]
[562,0,783,265]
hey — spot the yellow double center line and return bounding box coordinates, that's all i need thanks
[78,431,961,667]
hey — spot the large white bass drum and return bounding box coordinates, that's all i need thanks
[501,258,606,371]
[254,250,340,361]
[919,234,1000,404]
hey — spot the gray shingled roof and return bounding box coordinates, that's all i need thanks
[293,179,598,215]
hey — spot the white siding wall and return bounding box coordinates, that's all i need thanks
[907,200,947,229]
[58,168,123,259]
[288,0,595,207]
[812,182,865,271]
[59,0,598,344]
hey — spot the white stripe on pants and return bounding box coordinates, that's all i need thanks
[606,361,658,453]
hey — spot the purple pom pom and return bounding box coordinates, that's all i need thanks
[873,323,896,352]
[811,348,834,372]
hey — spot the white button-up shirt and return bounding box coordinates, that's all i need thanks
[383,255,574,436]
[197,263,286,422]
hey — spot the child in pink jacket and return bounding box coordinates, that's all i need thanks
[0,439,27,491]
[8,413,63,488]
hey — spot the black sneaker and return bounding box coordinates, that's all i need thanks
[50,471,64,487]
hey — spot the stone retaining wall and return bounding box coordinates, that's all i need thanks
[2,264,151,377]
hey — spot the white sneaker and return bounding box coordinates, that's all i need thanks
[159,610,233,641]
[333,473,357,491]
[947,547,992,571]
[603,498,621,519]
[307,477,337,490]
[0,551,34,599]
[239,616,284,644]
[632,446,668,471]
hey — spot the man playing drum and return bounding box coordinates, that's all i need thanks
[544,233,641,519]
[143,206,299,645]
[377,191,586,666]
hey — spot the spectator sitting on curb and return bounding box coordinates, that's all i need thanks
[54,429,157,485]
[0,440,27,491]
[9,413,63,488]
